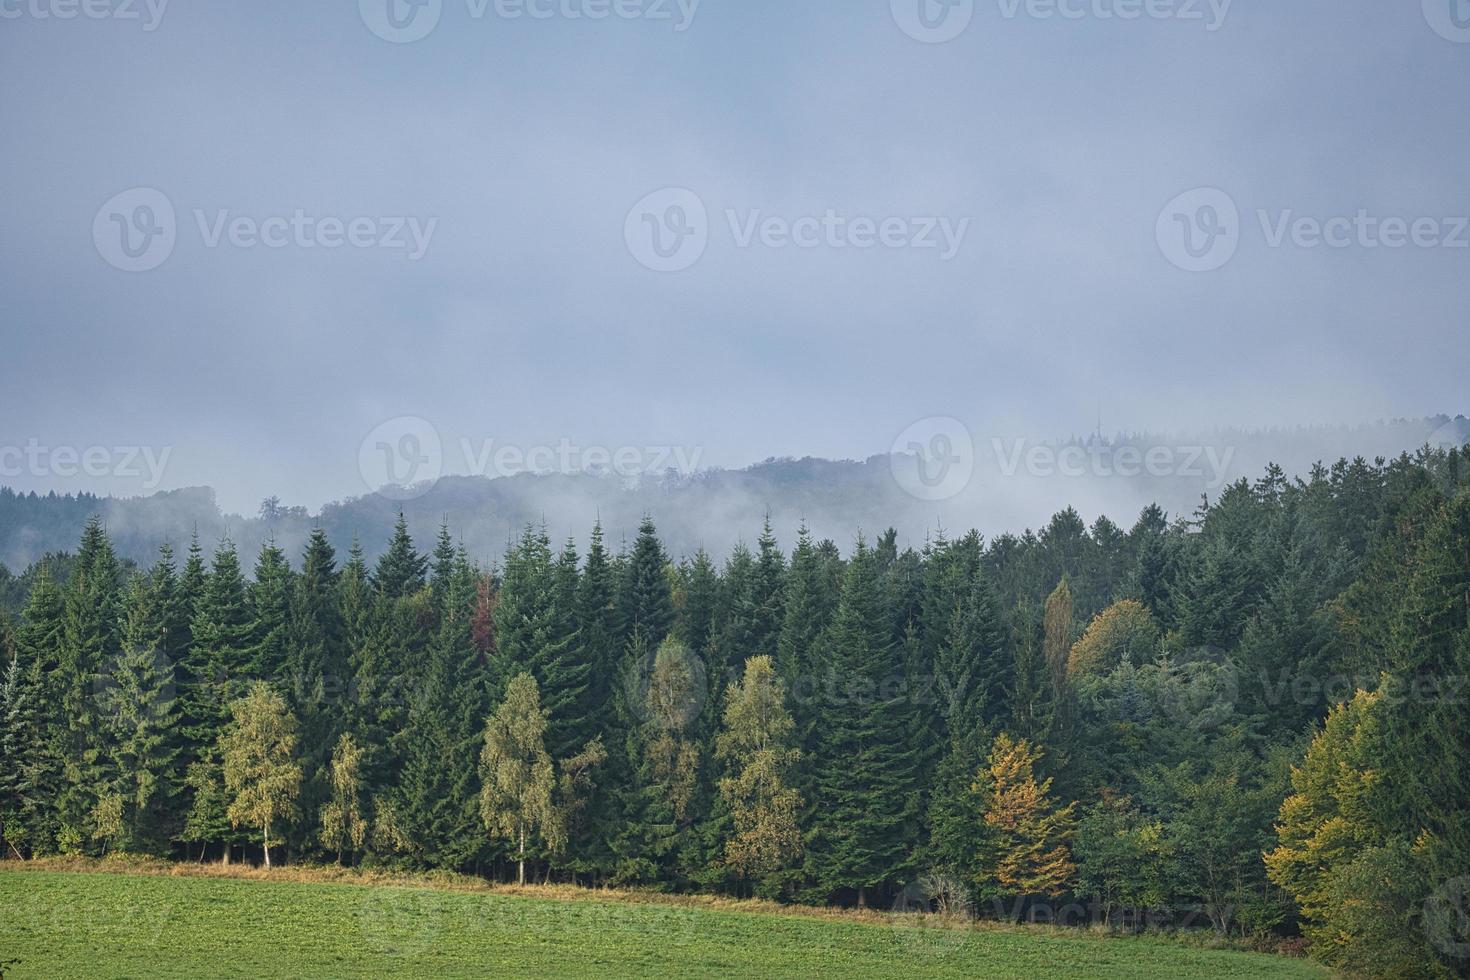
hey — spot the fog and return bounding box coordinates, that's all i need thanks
[1,1,1466,534]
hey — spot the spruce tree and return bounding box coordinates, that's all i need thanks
[248,539,294,682]
[98,576,180,853]
[804,539,921,906]
[179,538,254,857]
[14,563,66,852]
[57,517,122,849]
[400,548,487,869]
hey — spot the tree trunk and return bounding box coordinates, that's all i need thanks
[223,843,231,866]
[857,885,867,909]
[263,821,272,870]
[518,827,526,887]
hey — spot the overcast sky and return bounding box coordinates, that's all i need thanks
[1,0,1466,515]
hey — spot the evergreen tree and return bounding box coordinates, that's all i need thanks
[286,528,343,854]
[0,653,39,857]
[804,539,920,906]
[248,539,294,682]
[374,513,429,600]
[618,517,674,653]
[14,563,66,852]
[399,548,487,869]
[57,517,122,849]
[97,576,180,853]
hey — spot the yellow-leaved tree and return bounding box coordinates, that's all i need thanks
[975,732,1076,904]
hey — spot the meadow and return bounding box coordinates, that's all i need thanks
[0,865,1326,979]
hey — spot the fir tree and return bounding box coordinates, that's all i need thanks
[97,576,180,853]
[804,539,920,906]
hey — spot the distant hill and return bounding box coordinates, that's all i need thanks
[1,415,1466,574]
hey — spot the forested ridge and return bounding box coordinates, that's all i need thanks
[2,446,1468,976]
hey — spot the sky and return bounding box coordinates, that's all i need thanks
[1,0,1467,515]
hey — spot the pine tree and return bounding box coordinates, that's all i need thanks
[286,528,344,782]
[248,539,294,682]
[181,539,253,759]
[374,513,429,600]
[14,563,66,852]
[57,517,122,849]
[618,517,674,653]
[677,548,719,660]
[0,653,38,858]
[97,576,180,853]
[804,538,921,906]
[179,538,254,857]
[399,548,487,869]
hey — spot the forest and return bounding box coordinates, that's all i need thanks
[1,445,1468,978]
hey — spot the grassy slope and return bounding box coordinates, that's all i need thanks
[0,868,1326,979]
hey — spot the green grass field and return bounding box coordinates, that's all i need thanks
[0,868,1326,979]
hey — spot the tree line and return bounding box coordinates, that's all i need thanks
[1,447,1467,976]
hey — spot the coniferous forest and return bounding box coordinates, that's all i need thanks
[2,446,1469,977]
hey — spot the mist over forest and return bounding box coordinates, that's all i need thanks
[1,416,1464,579]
